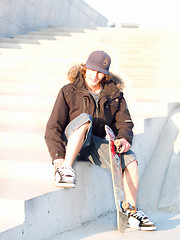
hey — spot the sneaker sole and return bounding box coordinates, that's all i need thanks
[127,223,157,231]
[55,182,75,188]
[140,226,157,231]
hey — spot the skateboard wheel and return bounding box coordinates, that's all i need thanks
[121,201,129,210]
[121,202,136,213]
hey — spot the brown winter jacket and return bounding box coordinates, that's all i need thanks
[45,65,134,162]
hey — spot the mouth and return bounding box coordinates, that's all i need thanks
[90,78,99,83]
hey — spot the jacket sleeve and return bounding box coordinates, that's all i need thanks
[114,96,134,144]
[45,88,69,163]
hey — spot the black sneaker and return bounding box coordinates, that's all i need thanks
[128,208,156,231]
[55,166,76,188]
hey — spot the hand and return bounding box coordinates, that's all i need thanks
[54,159,65,172]
[114,138,131,154]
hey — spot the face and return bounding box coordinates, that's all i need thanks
[85,68,105,90]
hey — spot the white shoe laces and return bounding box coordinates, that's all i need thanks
[131,209,150,223]
[58,166,75,177]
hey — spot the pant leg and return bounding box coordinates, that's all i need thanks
[64,114,137,170]
[64,113,93,150]
[87,135,137,171]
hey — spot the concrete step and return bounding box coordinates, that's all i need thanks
[0,42,23,49]
[28,30,84,37]
[3,36,178,54]
[1,58,179,76]
[0,40,112,56]
[23,31,180,45]
[0,131,46,150]
[0,41,172,59]
[0,160,52,182]
[2,28,180,46]
[1,48,173,67]
[0,198,25,233]
[31,27,180,41]
[0,110,49,133]
[0,178,57,233]
[0,94,55,112]
[38,27,94,33]
[1,35,179,54]
[0,37,44,44]
[125,87,180,102]
[0,55,74,74]
[1,60,179,82]
[1,70,179,91]
[0,47,164,61]
[0,90,174,115]
[0,72,67,83]
[0,103,136,136]
[0,81,64,96]
[128,78,180,88]
[0,162,115,237]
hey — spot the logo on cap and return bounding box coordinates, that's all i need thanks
[103,58,108,66]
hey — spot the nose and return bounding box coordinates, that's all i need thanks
[91,70,98,78]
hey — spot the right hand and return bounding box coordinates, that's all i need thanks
[114,138,131,154]
[54,159,65,172]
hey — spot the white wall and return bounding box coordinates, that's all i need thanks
[0,0,107,38]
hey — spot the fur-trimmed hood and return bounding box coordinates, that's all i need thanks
[67,65,124,91]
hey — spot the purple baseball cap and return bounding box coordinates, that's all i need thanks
[85,50,111,75]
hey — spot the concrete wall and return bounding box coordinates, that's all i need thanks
[0,162,115,240]
[0,0,107,38]
[130,102,180,180]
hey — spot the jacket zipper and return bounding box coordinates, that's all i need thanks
[95,101,99,118]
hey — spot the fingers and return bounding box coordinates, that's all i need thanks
[114,139,121,153]
[115,138,131,154]
[119,144,127,154]
[114,139,122,148]
[54,159,65,171]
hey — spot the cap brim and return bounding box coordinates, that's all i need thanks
[86,64,109,75]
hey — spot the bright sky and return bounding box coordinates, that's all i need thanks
[84,0,180,29]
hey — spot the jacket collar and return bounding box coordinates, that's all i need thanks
[73,72,122,99]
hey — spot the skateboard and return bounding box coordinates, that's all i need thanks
[105,125,135,232]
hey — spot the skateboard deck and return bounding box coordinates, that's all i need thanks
[105,125,128,232]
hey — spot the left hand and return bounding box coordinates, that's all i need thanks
[114,138,131,154]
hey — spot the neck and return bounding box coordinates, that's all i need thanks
[86,84,101,94]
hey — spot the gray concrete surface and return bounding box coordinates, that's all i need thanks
[137,107,180,212]
[45,211,180,240]
[0,0,107,38]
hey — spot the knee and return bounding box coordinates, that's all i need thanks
[81,121,90,131]
[78,113,92,129]
[79,113,93,124]
[125,160,138,173]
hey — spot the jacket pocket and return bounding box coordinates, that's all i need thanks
[104,98,119,124]
[106,98,119,111]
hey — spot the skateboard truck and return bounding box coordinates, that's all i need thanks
[120,201,136,213]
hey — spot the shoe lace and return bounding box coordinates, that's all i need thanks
[131,209,149,222]
[57,166,75,177]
